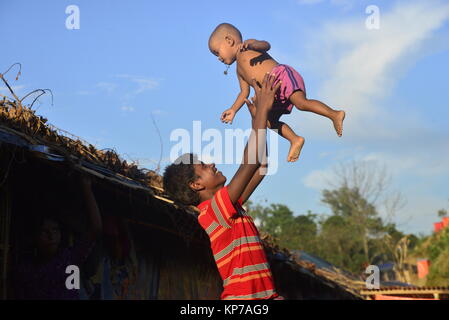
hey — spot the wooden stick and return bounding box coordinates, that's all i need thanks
[0,74,22,113]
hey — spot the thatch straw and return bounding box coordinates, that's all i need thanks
[0,96,163,190]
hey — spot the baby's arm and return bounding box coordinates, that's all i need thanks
[233,73,251,112]
[241,39,271,52]
[221,73,250,124]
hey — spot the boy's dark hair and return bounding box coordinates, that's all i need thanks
[163,153,201,206]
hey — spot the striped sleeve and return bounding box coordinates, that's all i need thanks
[209,186,239,228]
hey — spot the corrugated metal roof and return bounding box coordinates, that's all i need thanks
[363,286,449,292]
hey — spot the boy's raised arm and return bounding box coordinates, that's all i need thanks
[227,74,280,204]
[240,153,267,204]
[240,98,268,204]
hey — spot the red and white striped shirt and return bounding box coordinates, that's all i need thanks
[197,186,278,300]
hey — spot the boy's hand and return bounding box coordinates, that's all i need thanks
[221,108,236,124]
[251,73,281,112]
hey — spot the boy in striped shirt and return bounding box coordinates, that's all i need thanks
[163,74,282,300]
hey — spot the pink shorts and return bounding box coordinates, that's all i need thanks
[271,64,306,114]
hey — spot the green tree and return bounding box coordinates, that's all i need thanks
[437,198,449,218]
[424,228,449,286]
[317,160,406,272]
[437,209,447,218]
[246,160,417,276]
[246,202,318,252]
[321,186,384,267]
[317,215,363,271]
[294,211,319,252]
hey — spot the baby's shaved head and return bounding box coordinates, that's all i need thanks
[209,23,242,47]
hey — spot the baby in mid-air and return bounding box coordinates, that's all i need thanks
[208,23,345,162]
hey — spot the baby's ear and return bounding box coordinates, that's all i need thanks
[225,35,235,46]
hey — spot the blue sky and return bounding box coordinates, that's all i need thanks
[1,0,449,235]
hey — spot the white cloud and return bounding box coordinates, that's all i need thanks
[90,75,158,105]
[304,143,449,192]
[293,3,449,235]
[0,85,26,97]
[362,150,449,179]
[395,193,446,235]
[303,168,334,190]
[133,78,159,94]
[95,82,117,94]
[151,109,165,115]
[121,105,135,112]
[319,151,331,158]
[297,0,353,8]
[292,0,449,141]
[297,0,324,4]
[116,74,159,94]
[302,147,449,234]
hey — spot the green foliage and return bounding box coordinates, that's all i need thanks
[409,228,449,286]
[437,209,447,218]
[246,202,319,252]
[247,164,447,282]
[416,228,449,286]
[317,215,362,270]
[320,186,388,272]
[436,198,449,218]
[247,187,417,275]
[426,250,449,286]
[383,223,405,242]
[427,228,449,261]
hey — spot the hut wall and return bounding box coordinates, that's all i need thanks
[3,147,222,300]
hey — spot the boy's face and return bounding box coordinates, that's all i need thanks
[209,36,238,65]
[191,161,226,192]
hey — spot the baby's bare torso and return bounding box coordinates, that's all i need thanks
[236,50,279,87]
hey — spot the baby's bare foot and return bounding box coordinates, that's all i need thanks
[287,136,305,162]
[333,110,345,137]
